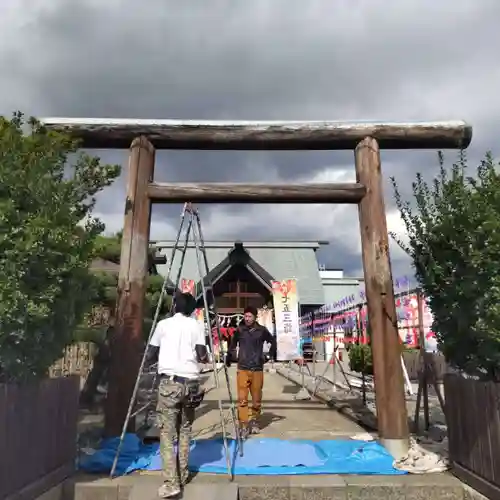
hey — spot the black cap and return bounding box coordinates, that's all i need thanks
[243,306,258,317]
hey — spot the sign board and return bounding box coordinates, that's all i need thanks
[272,279,301,360]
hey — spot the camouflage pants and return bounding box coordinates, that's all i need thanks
[157,377,198,492]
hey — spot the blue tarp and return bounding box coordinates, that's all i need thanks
[79,434,406,476]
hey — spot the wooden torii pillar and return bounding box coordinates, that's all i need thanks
[106,137,155,436]
[41,117,472,458]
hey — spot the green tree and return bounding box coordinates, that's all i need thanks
[391,151,500,380]
[86,232,171,342]
[94,232,122,263]
[0,112,121,381]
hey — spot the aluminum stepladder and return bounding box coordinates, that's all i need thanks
[110,203,243,480]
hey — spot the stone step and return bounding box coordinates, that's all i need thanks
[128,477,238,500]
[183,483,238,500]
[127,476,162,500]
[73,472,467,500]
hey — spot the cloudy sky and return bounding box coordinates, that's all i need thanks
[1,0,499,278]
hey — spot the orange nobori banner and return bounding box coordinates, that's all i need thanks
[272,279,301,361]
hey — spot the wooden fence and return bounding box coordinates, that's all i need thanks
[49,342,96,382]
[402,350,448,381]
[444,374,500,499]
[48,304,111,381]
[0,376,80,500]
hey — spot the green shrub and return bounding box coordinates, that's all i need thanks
[348,344,373,375]
[392,152,500,380]
[0,113,120,381]
[73,325,109,345]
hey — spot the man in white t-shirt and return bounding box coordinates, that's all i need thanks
[145,292,208,499]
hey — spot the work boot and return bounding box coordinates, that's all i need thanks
[158,484,181,498]
[180,469,193,487]
[239,423,250,440]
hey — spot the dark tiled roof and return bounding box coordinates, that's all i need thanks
[154,241,325,305]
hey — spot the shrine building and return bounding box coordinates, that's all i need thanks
[151,240,363,317]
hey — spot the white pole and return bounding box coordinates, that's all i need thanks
[332,324,337,393]
[401,355,413,395]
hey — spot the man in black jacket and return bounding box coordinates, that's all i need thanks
[226,306,277,438]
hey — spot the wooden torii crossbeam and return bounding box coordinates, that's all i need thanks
[41,117,472,460]
[41,117,471,150]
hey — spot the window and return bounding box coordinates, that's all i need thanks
[227,280,248,293]
[240,296,266,309]
[216,296,238,309]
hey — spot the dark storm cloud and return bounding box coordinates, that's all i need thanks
[16,1,499,119]
[1,0,500,276]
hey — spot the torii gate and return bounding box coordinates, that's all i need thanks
[41,117,472,459]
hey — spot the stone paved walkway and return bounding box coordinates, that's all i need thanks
[284,360,447,434]
[78,364,367,451]
[192,365,366,441]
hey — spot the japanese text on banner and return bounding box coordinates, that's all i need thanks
[272,279,301,360]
